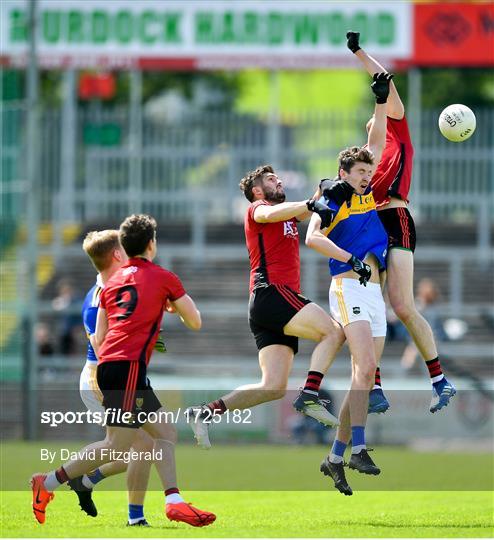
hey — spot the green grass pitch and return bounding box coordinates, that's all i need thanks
[1,443,493,538]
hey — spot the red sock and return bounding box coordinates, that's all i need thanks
[55,466,69,484]
[426,357,444,382]
[165,487,180,496]
[303,371,324,394]
[207,399,227,415]
[374,367,382,389]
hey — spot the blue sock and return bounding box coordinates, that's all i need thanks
[351,425,366,454]
[329,439,347,463]
[87,468,105,485]
[129,504,144,522]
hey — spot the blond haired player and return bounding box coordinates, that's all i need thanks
[68,230,155,525]
[31,220,215,528]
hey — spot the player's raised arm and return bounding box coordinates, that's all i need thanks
[368,73,393,166]
[94,307,108,353]
[169,294,202,331]
[347,31,404,120]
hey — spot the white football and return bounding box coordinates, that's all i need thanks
[438,104,476,142]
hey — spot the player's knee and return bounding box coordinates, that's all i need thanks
[261,384,287,401]
[354,357,377,384]
[106,436,133,454]
[319,321,345,345]
[156,422,178,444]
[132,430,155,453]
[391,298,416,323]
[309,314,341,342]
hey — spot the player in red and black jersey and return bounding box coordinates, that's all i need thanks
[31,215,216,528]
[186,165,345,450]
[347,31,455,413]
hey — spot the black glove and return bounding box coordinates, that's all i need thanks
[371,72,394,104]
[322,180,354,207]
[306,199,336,229]
[347,255,372,286]
[318,177,339,193]
[346,31,361,53]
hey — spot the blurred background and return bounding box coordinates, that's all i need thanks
[1,0,493,450]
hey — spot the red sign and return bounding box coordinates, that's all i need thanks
[78,73,116,100]
[414,3,494,66]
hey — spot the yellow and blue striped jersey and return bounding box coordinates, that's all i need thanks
[321,187,388,277]
[81,274,103,362]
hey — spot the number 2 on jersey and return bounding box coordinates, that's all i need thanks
[116,285,138,320]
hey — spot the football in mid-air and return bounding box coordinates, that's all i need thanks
[438,104,476,142]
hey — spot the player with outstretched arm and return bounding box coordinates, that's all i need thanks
[346,31,455,414]
[186,170,346,449]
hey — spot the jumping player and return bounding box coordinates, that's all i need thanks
[30,215,216,528]
[306,74,392,495]
[346,31,455,413]
[186,171,346,449]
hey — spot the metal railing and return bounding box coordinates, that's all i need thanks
[2,103,493,228]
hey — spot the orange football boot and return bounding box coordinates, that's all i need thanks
[31,474,55,524]
[166,502,216,527]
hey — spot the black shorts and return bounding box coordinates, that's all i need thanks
[96,361,162,428]
[248,284,312,354]
[378,207,416,253]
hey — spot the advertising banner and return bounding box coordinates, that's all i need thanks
[413,2,494,67]
[0,0,412,69]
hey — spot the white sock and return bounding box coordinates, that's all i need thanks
[351,444,366,454]
[329,454,343,464]
[43,472,63,491]
[372,384,381,390]
[82,475,94,489]
[166,493,184,504]
[128,517,145,524]
[431,374,444,384]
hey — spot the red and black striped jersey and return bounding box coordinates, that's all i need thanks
[244,200,301,294]
[370,115,414,208]
[98,258,185,365]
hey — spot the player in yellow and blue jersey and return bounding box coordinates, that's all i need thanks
[305,73,393,496]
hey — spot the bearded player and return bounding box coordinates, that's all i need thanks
[346,31,455,414]
[186,171,346,449]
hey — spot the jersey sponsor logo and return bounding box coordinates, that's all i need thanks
[283,221,298,238]
[350,193,377,214]
[122,266,138,276]
[325,192,377,234]
[353,306,361,315]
